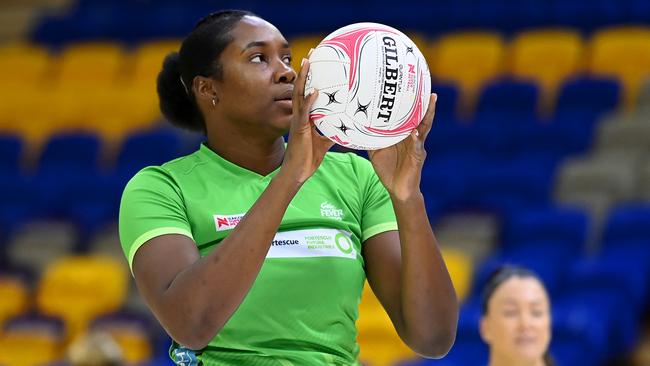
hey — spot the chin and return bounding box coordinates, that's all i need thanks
[270,114,292,133]
[516,348,545,362]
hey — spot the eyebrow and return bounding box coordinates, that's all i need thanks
[241,41,291,53]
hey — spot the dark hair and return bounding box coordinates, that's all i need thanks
[157,10,257,133]
[481,265,555,366]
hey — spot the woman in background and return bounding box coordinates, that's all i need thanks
[480,265,554,366]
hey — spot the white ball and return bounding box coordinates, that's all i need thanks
[305,22,431,150]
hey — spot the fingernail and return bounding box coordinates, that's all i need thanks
[301,58,307,67]
[433,93,438,102]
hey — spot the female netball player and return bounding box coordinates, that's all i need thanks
[119,10,458,365]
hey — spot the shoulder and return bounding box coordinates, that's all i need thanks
[125,150,204,191]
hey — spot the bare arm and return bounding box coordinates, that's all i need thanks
[363,195,458,358]
[365,94,458,357]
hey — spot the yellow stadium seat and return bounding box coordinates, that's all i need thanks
[440,247,473,302]
[0,332,61,366]
[0,42,51,89]
[37,255,128,339]
[430,32,504,118]
[356,282,416,366]
[509,28,584,115]
[55,42,126,89]
[289,35,323,72]
[588,26,650,111]
[0,277,28,327]
[128,39,182,90]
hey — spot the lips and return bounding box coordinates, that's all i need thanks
[274,88,294,101]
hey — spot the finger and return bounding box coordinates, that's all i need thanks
[292,58,311,115]
[302,89,319,118]
[416,93,437,140]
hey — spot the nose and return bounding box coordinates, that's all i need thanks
[274,59,296,84]
[518,313,535,330]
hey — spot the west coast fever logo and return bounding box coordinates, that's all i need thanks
[320,201,344,221]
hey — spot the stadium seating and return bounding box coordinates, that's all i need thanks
[0,314,65,366]
[508,29,583,114]
[36,255,128,338]
[430,32,504,117]
[587,26,650,110]
[1,2,649,364]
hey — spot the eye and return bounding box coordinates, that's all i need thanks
[531,309,545,317]
[502,309,518,317]
[282,55,292,65]
[250,54,265,63]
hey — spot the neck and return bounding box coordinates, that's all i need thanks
[205,123,286,176]
[488,353,544,366]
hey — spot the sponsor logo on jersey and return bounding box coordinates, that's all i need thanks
[213,213,245,231]
[320,201,344,221]
[267,228,356,259]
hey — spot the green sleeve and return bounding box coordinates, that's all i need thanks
[119,166,193,271]
[351,154,398,242]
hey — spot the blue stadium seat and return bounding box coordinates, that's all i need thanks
[475,80,540,121]
[0,135,23,174]
[432,83,460,121]
[602,204,650,244]
[471,244,574,298]
[560,263,640,357]
[60,173,123,244]
[114,129,182,178]
[421,153,484,213]
[551,299,608,365]
[34,133,102,217]
[502,206,589,253]
[517,120,594,157]
[37,133,101,175]
[465,159,553,215]
[555,77,621,121]
[425,120,483,157]
[0,174,37,242]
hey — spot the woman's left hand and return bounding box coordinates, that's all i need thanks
[368,93,437,202]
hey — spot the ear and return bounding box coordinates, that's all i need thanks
[479,316,491,343]
[192,75,218,104]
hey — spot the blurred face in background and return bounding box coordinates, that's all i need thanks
[480,276,551,365]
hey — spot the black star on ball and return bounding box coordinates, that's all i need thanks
[355,100,370,117]
[406,46,414,55]
[336,120,350,135]
[324,91,341,106]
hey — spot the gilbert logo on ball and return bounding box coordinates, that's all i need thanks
[305,22,431,150]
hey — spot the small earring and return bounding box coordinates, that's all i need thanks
[212,98,216,107]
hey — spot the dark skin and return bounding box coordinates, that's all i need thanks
[132,16,458,357]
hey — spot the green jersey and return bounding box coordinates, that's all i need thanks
[119,143,397,366]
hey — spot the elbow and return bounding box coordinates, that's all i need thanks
[165,316,224,350]
[168,326,214,350]
[411,330,457,359]
[408,311,459,359]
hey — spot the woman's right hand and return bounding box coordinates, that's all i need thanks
[279,58,335,185]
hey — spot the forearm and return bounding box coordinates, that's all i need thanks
[159,172,302,348]
[392,192,458,357]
